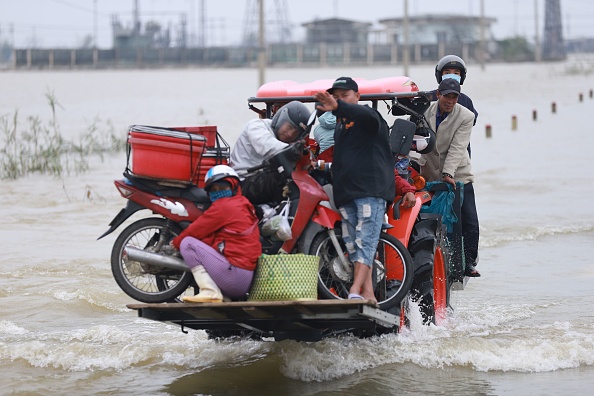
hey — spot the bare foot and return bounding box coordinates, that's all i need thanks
[360,291,377,304]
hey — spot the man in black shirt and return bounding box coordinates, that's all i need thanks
[314,77,395,302]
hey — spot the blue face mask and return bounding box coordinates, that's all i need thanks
[208,189,233,202]
[442,73,461,83]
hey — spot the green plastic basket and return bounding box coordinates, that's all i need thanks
[248,254,320,301]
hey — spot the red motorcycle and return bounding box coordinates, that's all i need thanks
[247,78,463,326]
[99,130,415,310]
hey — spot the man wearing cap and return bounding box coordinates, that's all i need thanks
[420,78,481,277]
[314,77,395,302]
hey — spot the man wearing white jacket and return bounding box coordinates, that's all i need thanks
[419,78,481,278]
[230,100,310,204]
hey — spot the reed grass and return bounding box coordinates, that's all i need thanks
[0,90,126,180]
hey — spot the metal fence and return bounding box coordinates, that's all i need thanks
[11,43,482,69]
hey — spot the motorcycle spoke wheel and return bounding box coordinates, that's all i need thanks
[311,230,414,311]
[111,218,193,303]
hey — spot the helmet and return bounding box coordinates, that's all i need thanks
[204,165,239,191]
[270,100,310,141]
[435,55,467,85]
[411,127,436,154]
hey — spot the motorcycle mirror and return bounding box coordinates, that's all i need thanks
[390,118,415,156]
[299,109,318,138]
[307,109,317,127]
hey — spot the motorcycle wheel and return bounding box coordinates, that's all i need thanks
[111,217,193,303]
[311,230,414,311]
[432,232,451,325]
[411,225,452,325]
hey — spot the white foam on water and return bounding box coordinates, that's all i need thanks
[0,319,277,374]
[267,297,594,382]
[480,223,594,248]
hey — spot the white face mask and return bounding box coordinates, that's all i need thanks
[442,73,461,83]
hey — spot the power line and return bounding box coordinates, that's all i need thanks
[48,0,107,17]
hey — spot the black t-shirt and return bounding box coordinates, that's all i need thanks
[331,100,395,208]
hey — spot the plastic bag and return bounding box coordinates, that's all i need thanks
[258,204,276,222]
[274,203,292,241]
[261,202,292,241]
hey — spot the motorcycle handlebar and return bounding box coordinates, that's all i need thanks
[246,161,269,173]
[245,140,306,175]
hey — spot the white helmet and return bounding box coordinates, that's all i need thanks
[204,165,239,191]
[435,54,467,85]
[411,126,436,154]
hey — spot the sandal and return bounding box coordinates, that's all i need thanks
[348,293,364,300]
[465,265,481,277]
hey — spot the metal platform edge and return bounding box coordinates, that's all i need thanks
[126,299,401,338]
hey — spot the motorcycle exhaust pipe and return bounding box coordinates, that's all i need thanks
[124,246,190,272]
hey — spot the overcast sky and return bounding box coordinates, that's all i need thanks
[1,0,592,48]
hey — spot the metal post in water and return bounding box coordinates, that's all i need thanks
[532,109,537,121]
[552,102,557,113]
[485,124,492,138]
[512,115,518,130]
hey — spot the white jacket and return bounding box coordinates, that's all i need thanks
[229,118,288,178]
[419,101,475,184]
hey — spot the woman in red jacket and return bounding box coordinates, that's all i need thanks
[171,165,261,303]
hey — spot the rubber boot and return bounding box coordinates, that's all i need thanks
[182,265,223,303]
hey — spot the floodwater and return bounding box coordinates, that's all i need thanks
[1,56,594,395]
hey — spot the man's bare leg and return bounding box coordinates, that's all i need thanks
[350,261,377,303]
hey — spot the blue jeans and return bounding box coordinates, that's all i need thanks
[339,197,386,267]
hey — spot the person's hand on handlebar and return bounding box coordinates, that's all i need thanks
[401,192,416,208]
[442,173,456,189]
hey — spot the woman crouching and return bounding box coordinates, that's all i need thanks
[171,165,261,302]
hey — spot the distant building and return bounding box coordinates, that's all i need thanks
[111,15,180,49]
[566,38,594,53]
[378,14,496,46]
[302,18,372,45]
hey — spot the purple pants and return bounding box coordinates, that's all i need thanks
[179,237,254,299]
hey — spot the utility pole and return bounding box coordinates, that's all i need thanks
[258,0,266,87]
[133,0,140,37]
[403,0,409,76]
[94,0,98,48]
[534,0,541,62]
[479,0,485,70]
[199,0,206,47]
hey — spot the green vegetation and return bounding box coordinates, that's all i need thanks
[0,90,126,180]
[498,37,534,62]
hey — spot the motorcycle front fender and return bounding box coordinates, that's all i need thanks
[387,198,422,247]
[312,204,342,228]
[97,200,145,240]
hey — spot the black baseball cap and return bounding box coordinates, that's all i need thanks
[438,78,460,95]
[327,77,359,93]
